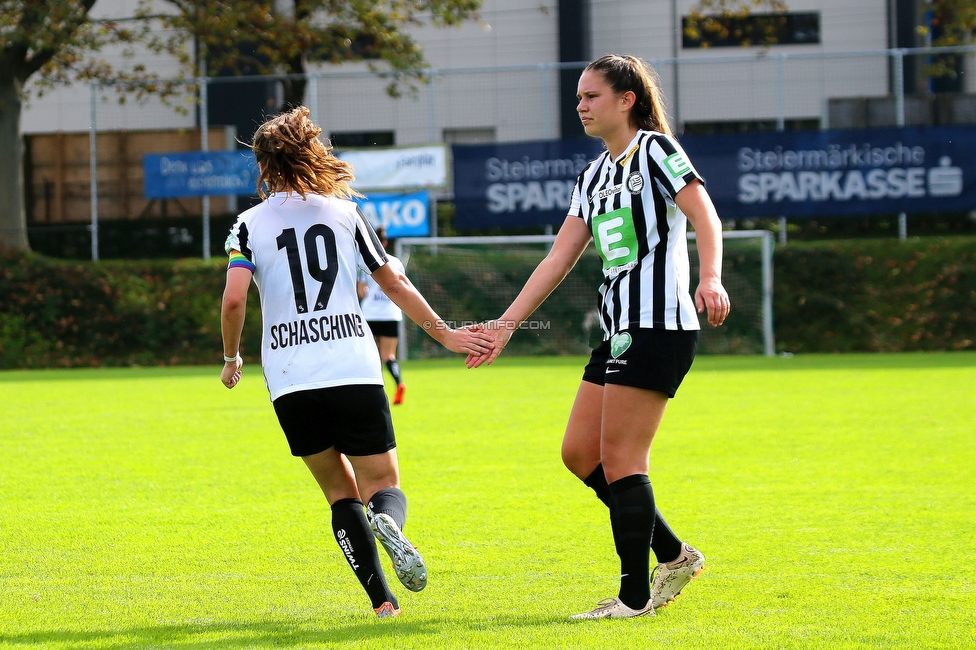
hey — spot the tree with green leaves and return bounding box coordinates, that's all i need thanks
[1,1,152,252]
[0,0,481,253]
[145,0,481,109]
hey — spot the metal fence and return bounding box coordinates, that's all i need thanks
[66,44,976,260]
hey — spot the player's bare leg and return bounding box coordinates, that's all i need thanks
[302,448,400,615]
[561,381,604,480]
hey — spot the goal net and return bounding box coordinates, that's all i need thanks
[393,230,774,360]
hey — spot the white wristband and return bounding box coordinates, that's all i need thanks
[223,353,240,363]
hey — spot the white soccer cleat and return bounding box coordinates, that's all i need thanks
[569,597,655,620]
[651,543,705,609]
[369,512,427,592]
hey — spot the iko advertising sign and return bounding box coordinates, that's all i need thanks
[452,139,604,228]
[143,150,258,198]
[354,190,430,238]
[680,126,976,219]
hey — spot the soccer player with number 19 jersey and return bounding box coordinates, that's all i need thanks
[219,107,492,619]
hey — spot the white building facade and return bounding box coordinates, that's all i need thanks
[23,0,969,143]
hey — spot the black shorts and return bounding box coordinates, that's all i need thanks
[367,320,399,338]
[582,328,699,397]
[272,384,395,457]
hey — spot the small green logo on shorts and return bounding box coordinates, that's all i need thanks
[610,332,632,358]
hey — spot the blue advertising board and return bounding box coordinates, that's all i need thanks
[143,150,258,198]
[680,126,976,219]
[451,127,976,228]
[452,139,604,228]
[354,190,430,238]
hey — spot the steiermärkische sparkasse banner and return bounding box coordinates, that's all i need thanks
[450,127,974,229]
[680,126,974,219]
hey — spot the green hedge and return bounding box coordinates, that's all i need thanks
[0,253,262,369]
[1,235,974,369]
[774,237,976,353]
[401,237,769,358]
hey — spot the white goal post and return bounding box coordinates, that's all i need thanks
[394,230,775,358]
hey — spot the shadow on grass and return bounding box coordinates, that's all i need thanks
[0,613,568,649]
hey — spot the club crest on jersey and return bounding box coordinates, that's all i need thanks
[626,171,644,194]
[610,332,632,358]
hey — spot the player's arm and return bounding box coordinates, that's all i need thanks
[370,263,493,357]
[357,281,368,301]
[468,216,592,368]
[676,179,730,327]
[220,265,252,388]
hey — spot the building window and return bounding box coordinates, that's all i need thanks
[329,131,395,148]
[682,12,820,48]
[442,127,496,144]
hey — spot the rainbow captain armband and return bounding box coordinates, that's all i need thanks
[227,250,255,273]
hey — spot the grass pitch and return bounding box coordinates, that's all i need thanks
[1,353,974,649]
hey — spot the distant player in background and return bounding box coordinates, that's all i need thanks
[219,106,492,618]
[467,55,730,619]
[358,226,407,405]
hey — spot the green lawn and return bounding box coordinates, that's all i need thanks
[1,353,974,649]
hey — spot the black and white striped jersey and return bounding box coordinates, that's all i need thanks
[225,193,388,400]
[569,130,703,338]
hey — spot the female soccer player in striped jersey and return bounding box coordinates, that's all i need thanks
[220,107,492,618]
[468,54,730,619]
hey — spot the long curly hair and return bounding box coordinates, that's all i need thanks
[250,106,362,200]
[585,54,673,137]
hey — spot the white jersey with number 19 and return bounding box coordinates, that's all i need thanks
[225,193,388,400]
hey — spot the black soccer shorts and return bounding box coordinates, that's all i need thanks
[272,384,396,457]
[582,328,699,398]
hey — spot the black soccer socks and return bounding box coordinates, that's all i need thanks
[385,359,403,385]
[368,487,408,530]
[650,510,684,565]
[331,498,397,610]
[609,474,656,609]
[583,464,613,507]
[586,464,684,564]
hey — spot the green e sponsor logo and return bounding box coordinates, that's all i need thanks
[592,207,638,272]
[664,152,690,179]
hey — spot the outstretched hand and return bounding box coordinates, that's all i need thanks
[465,320,516,369]
[440,323,495,357]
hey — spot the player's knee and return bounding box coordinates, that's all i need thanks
[561,442,596,480]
